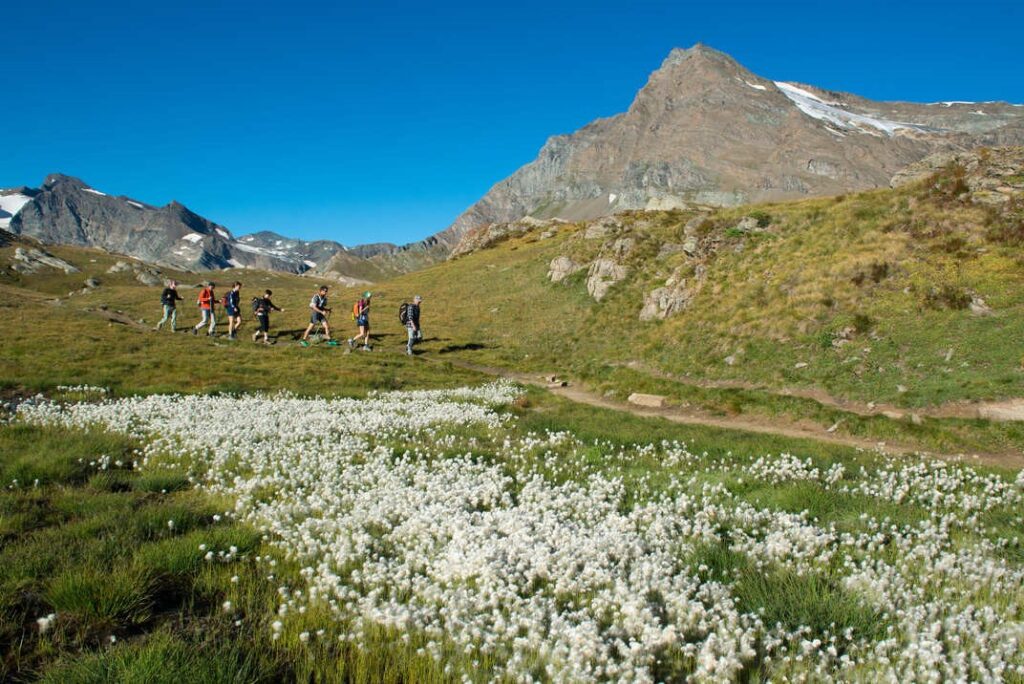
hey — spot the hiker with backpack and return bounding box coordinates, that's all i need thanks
[400,295,422,356]
[301,285,334,346]
[223,281,242,340]
[251,289,282,345]
[347,291,372,351]
[155,279,184,332]
[192,281,217,336]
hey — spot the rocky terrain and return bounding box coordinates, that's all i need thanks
[438,44,1024,253]
[1,175,377,277]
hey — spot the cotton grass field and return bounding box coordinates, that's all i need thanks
[6,381,1024,682]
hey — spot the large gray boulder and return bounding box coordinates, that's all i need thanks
[586,258,628,301]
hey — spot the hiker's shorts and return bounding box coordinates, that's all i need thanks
[257,314,269,333]
[356,315,369,328]
[226,306,240,317]
[311,312,326,324]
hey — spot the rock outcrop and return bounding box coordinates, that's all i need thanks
[11,247,79,274]
[586,258,628,301]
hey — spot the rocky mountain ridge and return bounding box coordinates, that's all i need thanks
[1,175,372,276]
[441,44,1024,256]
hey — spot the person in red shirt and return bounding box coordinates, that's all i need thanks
[191,281,217,336]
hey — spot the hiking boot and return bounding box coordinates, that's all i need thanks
[406,347,413,356]
[191,328,198,336]
[361,345,372,352]
[326,340,339,346]
[347,338,355,350]
[299,340,310,347]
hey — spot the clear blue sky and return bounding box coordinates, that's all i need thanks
[2,0,1020,245]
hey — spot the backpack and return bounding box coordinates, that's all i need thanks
[398,302,409,325]
[251,297,263,316]
[352,301,361,321]
[221,294,230,308]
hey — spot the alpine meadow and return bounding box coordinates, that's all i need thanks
[3,17,1024,684]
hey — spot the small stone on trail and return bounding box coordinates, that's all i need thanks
[628,393,667,408]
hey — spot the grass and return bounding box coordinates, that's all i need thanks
[1,153,1023,679]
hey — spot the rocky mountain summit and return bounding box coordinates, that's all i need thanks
[441,44,1024,255]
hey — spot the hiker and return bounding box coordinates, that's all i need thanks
[401,295,422,355]
[224,281,242,340]
[347,291,372,351]
[155,279,184,332]
[300,285,333,345]
[251,289,282,345]
[192,281,217,336]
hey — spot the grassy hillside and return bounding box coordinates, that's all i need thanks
[368,150,1024,409]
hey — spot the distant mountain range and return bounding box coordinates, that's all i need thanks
[4,44,1023,278]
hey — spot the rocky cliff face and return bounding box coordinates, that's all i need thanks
[444,44,1024,255]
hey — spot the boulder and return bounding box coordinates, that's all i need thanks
[734,216,759,233]
[84,278,100,288]
[548,256,583,283]
[136,270,163,286]
[584,217,620,240]
[11,247,80,274]
[628,393,667,408]
[969,295,992,315]
[682,236,699,256]
[107,260,132,273]
[640,282,692,320]
[586,259,628,301]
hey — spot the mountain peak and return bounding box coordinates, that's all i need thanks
[43,173,87,190]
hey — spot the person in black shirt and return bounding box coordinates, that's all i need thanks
[155,280,184,332]
[225,281,242,340]
[405,295,422,355]
[251,289,283,345]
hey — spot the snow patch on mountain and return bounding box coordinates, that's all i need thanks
[181,233,204,244]
[0,193,32,228]
[216,228,231,239]
[82,188,106,196]
[775,81,932,136]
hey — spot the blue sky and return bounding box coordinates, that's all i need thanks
[2,0,1020,245]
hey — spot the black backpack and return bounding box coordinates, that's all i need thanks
[251,297,263,315]
[398,302,409,325]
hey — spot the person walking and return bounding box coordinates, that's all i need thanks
[155,279,183,332]
[300,285,333,346]
[224,281,242,340]
[251,289,282,345]
[402,295,422,355]
[347,291,373,351]
[192,281,217,336]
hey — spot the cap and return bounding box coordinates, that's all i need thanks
[363,291,373,298]
[413,295,422,302]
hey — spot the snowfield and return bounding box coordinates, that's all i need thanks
[17,384,1024,682]
[0,192,33,228]
[775,82,934,137]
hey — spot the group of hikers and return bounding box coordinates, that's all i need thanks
[155,281,423,354]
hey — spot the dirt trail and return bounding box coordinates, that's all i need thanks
[439,358,1024,469]
[618,360,1024,422]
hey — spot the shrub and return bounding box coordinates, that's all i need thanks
[924,284,972,310]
